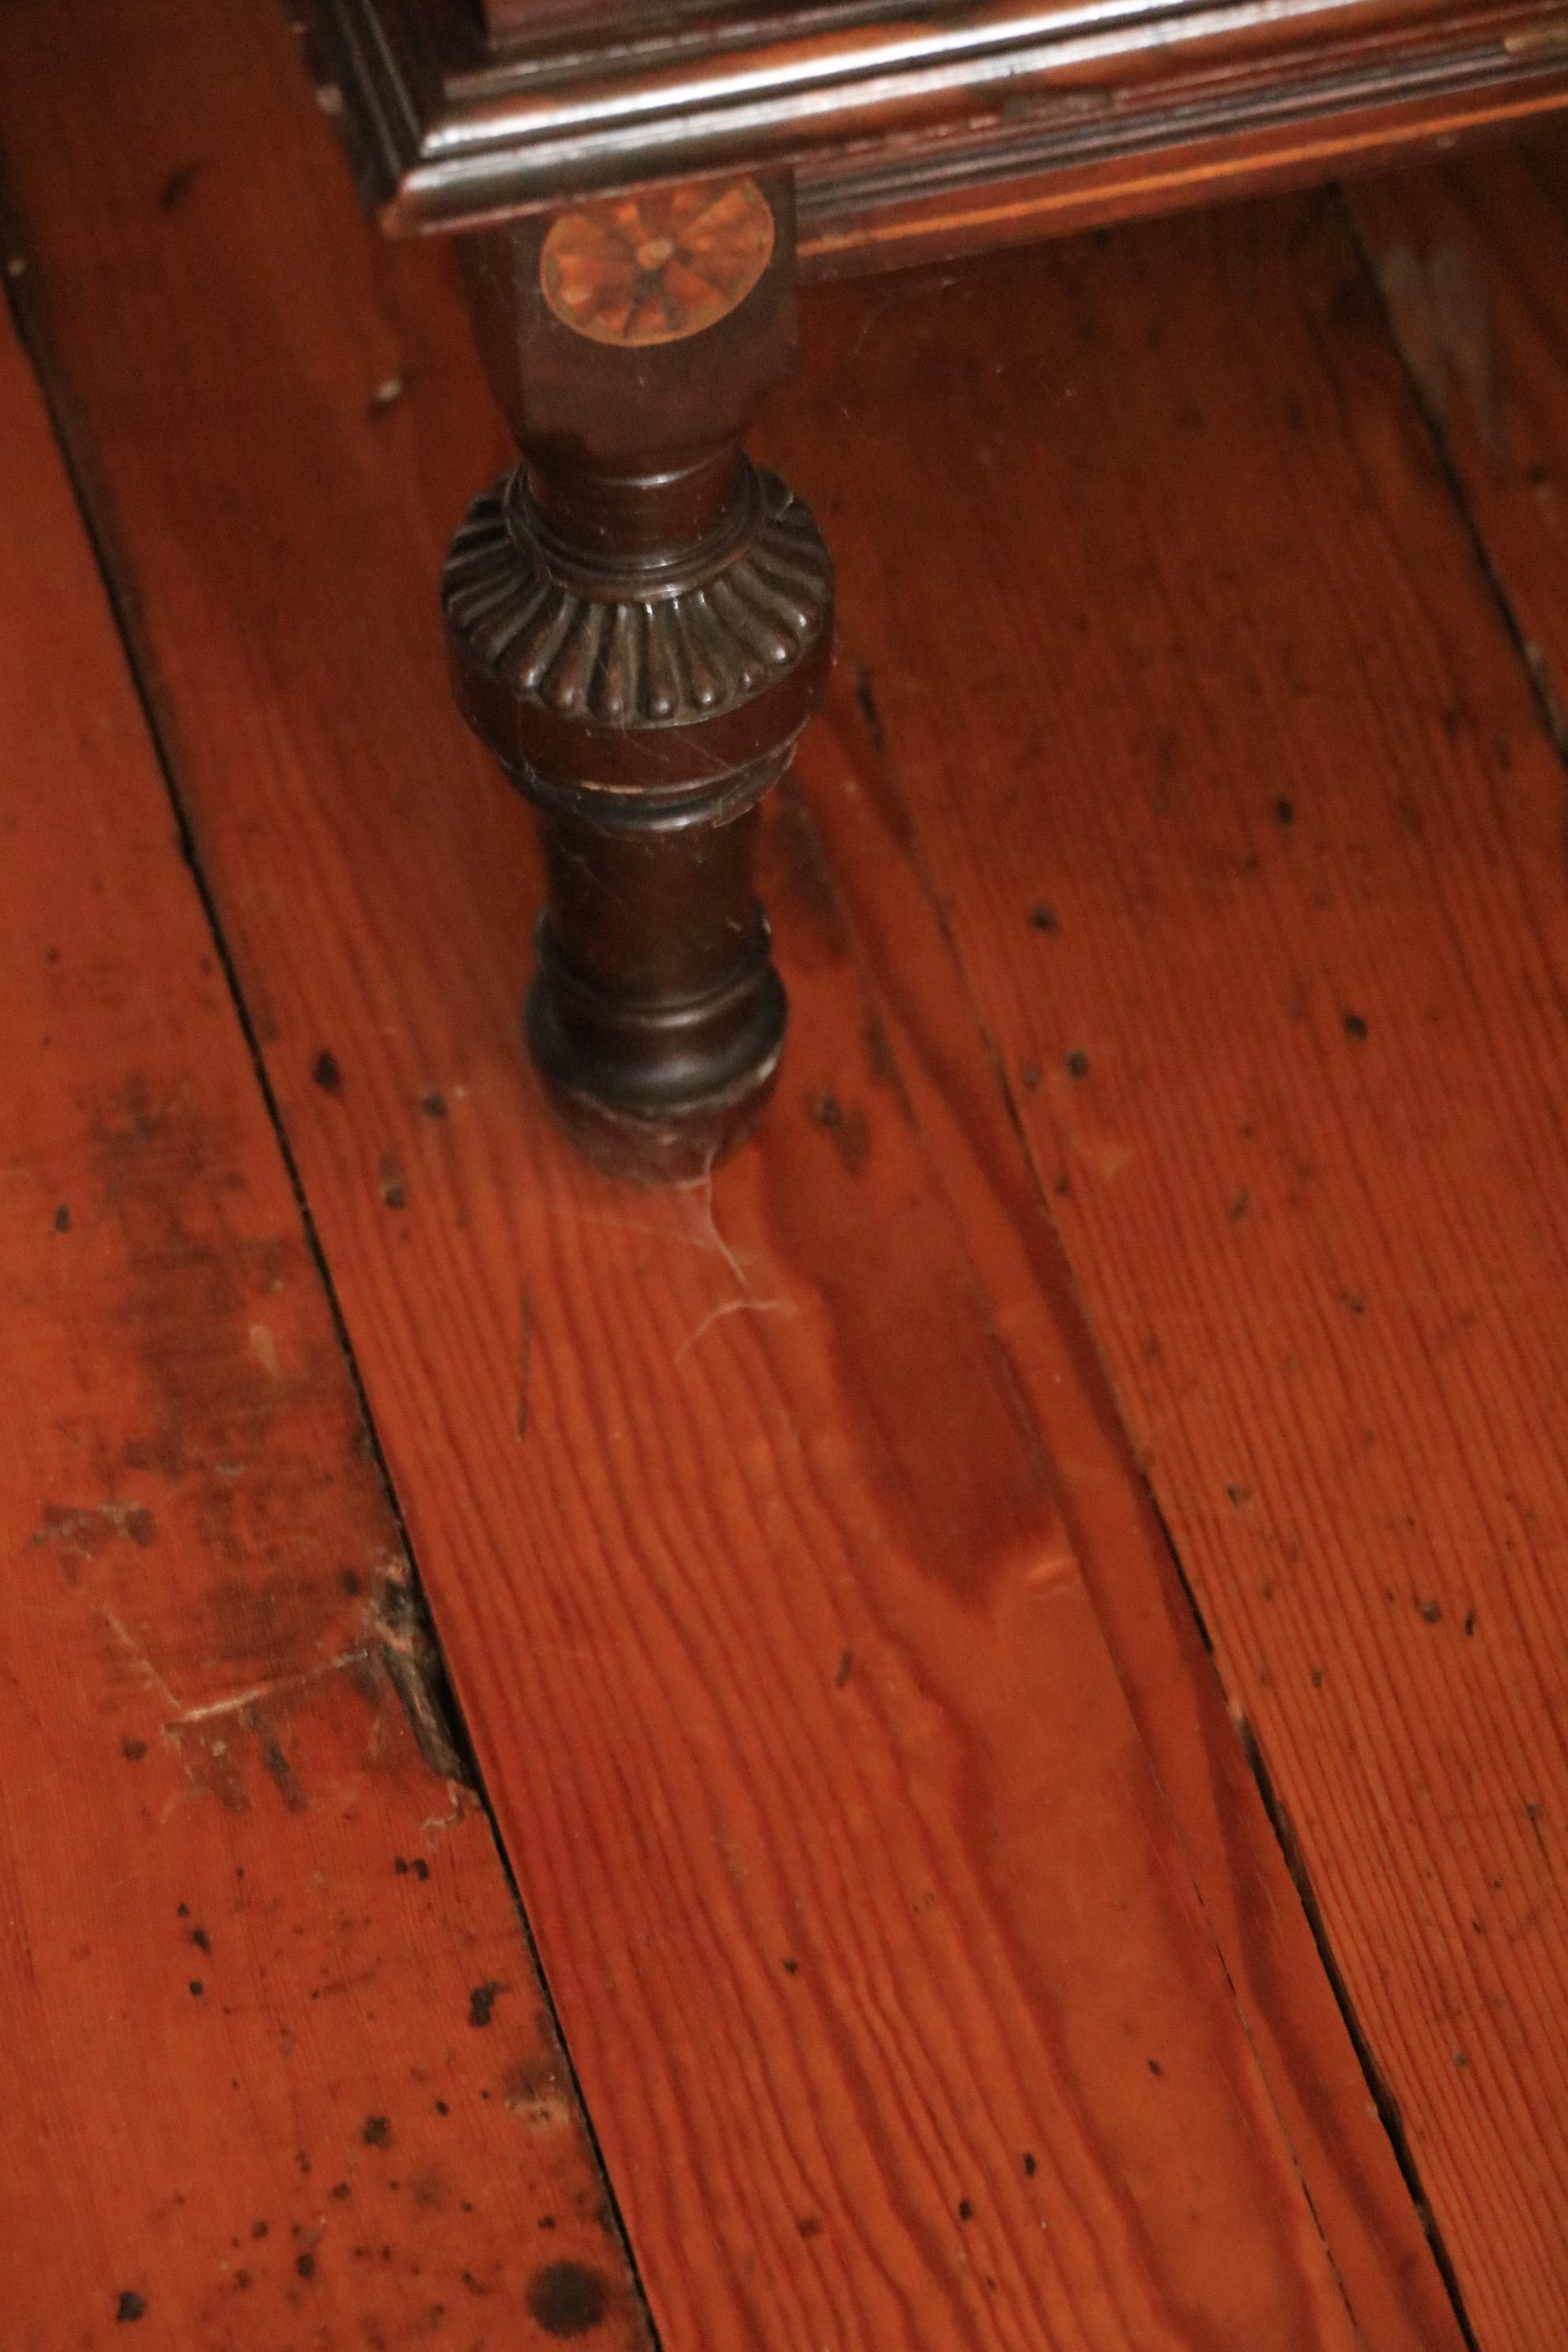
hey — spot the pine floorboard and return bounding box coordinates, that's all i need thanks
[0,301,643,2352]
[761,163,1568,2352]
[2,0,1566,2342]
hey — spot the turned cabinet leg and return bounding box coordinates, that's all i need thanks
[443,175,833,1183]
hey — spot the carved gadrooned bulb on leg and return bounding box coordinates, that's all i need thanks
[443,176,833,1183]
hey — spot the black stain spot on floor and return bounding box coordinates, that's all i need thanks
[115,2291,145,2323]
[854,664,886,756]
[394,1855,431,1881]
[526,2261,611,2338]
[420,1089,448,1119]
[1275,797,1295,827]
[262,1737,308,1814]
[362,2115,392,2149]
[808,1089,870,1175]
[468,1981,503,2028]
[190,1927,211,1954]
[1022,2151,1036,2177]
[1065,1049,1090,1080]
[53,1202,71,1232]
[312,1050,342,1094]
[1030,904,1059,933]
[1343,1010,1368,1040]
[296,2251,317,2281]
[121,1737,148,1762]
[379,1150,408,1211]
[157,157,203,213]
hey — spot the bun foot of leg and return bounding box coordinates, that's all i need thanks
[525,920,787,1185]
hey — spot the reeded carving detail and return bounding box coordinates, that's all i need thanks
[443,466,831,731]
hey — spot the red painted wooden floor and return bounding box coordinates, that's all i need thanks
[2,4,1566,2343]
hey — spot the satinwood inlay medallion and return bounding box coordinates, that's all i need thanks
[540,179,775,346]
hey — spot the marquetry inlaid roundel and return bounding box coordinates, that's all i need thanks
[540,178,776,347]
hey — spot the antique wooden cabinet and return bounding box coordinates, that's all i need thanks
[299,0,1568,1178]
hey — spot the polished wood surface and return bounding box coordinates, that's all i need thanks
[300,0,1568,258]
[0,302,640,2350]
[3,0,1568,2341]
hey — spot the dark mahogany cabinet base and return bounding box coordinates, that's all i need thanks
[296,0,1568,1177]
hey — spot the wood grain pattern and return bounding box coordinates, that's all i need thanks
[775,703,1469,2352]
[758,175,1568,2350]
[0,296,640,2352]
[0,0,1466,2344]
